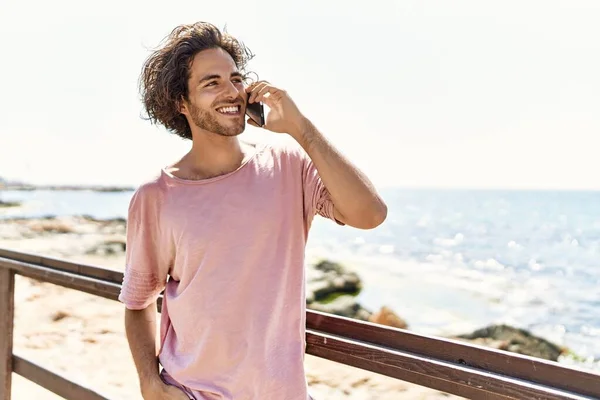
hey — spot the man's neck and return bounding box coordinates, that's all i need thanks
[173,131,252,181]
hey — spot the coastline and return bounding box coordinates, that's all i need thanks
[0,181,135,192]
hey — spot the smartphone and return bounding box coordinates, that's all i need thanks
[246,98,265,127]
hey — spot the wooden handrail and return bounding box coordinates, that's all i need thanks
[306,312,600,396]
[12,356,109,400]
[1,248,599,400]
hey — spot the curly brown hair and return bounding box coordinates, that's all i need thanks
[139,22,254,140]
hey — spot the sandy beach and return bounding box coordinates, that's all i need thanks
[2,216,461,399]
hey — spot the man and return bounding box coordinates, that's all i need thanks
[119,21,387,400]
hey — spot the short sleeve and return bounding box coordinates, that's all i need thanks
[298,144,345,226]
[118,183,171,310]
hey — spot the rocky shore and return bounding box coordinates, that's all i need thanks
[0,214,572,399]
[2,185,134,192]
[0,199,21,207]
[1,181,134,192]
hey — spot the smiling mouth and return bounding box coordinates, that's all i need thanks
[216,105,242,115]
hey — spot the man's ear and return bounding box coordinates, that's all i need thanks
[178,97,189,115]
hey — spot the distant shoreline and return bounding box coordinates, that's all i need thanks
[1,184,134,192]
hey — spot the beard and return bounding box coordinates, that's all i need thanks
[188,101,245,137]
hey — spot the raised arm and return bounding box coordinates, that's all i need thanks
[247,81,387,229]
[292,119,387,229]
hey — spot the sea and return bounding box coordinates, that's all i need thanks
[1,187,599,372]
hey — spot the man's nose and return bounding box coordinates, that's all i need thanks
[222,80,240,100]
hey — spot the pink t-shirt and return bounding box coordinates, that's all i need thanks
[118,137,342,400]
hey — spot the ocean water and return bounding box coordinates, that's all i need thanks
[1,188,599,371]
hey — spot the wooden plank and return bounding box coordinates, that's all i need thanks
[0,255,164,313]
[0,252,164,311]
[307,310,600,398]
[12,355,110,400]
[305,331,594,400]
[0,248,123,284]
[0,258,120,302]
[0,268,15,400]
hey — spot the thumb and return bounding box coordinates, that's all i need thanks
[246,118,259,127]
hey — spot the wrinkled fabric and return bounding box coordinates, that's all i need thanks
[119,138,341,399]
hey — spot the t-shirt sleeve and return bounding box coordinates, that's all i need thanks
[118,183,171,310]
[298,144,345,226]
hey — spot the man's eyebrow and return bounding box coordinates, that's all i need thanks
[198,72,243,85]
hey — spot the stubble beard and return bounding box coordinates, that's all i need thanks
[189,102,245,137]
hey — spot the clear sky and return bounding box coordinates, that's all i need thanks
[1,0,599,189]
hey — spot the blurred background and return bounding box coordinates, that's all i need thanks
[1,0,599,398]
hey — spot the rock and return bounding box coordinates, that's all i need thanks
[0,200,21,208]
[307,295,372,321]
[307,260,362,302]
[305,260,373,320]
[455,324,565,361]
[368,306,408,329]
[51,310,71,322]
[86,237,126,256]
[81,215,127,224]
[29,220,75,234]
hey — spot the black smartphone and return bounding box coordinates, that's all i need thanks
[246,98,265,127]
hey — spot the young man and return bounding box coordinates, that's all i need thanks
[118,22,387,400]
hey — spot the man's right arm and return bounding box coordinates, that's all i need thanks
[124,303,161,396]
[124,303,189,400]
[120,185,186,399]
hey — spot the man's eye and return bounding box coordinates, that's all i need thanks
[232,78,243,84]
[206,81,217,87]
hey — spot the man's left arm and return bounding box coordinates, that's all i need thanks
[246,81,388,229]
[290,118,387,229]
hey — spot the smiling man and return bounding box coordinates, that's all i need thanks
[118,22,387,400]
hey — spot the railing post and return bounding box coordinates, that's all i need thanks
[0,268,15,400]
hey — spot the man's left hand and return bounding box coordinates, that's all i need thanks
[245,81,306,137]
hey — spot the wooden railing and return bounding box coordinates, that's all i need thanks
[1,247,599,400]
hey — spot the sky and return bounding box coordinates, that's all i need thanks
[0,0,599,190]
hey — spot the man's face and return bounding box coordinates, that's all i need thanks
[182,47,247,137]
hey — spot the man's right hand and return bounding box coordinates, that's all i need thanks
[142,379,190,400]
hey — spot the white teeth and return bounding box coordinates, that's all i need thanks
[218,106,239,114]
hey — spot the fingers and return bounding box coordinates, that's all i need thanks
[247,81,267,103]
[246,80,282,104]
[254,84,272,103]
